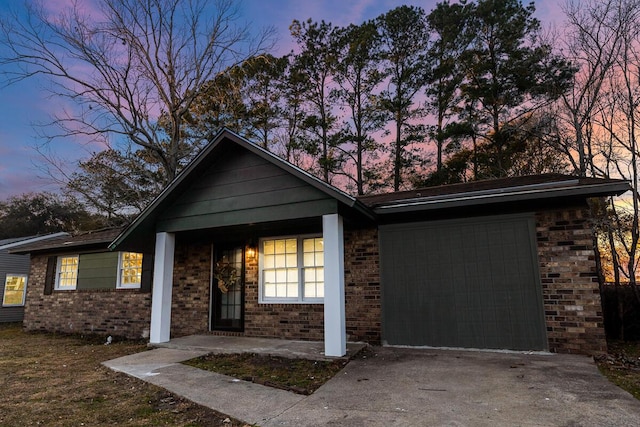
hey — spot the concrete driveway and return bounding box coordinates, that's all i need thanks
[105,342,640,426]
[264,347,640,426]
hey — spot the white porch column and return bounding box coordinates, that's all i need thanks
[323,213,346,357]
[150,232,175,344]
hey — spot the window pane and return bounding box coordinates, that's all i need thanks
[264,270,275,284]
[304,268,316,282]
[264,283,276,297]
[275,239,285,253]
[264,254,275,269]
[263,240,274,255]
[303,238,314,252]
[119,252,143,288]
[275,254,286,267]
[286,254,297,267]
[2,275,26,306]
[287,268,298,283]
[285,239,297,253]
[57,256,78,289]
[287,283,298,297]
[315,252,324,266]
[303,253,315,266]
[276,283,287,297]
[304,282,318,298]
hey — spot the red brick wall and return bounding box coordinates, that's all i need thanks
[171,242,212,337]
[169,228,383,344]
[24,255,151,339]
[345,228,381,344]
[242,243,326,340]
[536,208,607,355]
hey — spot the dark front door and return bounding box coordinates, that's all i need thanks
[211,246,244,331]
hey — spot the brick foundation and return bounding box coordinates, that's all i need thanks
[536,208,607,355]
[23,255,152,339]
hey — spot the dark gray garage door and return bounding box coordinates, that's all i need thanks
[379,215,547,351]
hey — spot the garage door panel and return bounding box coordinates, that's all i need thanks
[380,215,547,351]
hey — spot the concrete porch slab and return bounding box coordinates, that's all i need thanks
[150,334,367,361]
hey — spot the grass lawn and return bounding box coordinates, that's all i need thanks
[0,323,246,426]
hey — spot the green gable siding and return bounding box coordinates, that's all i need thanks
[157,145,338,232]
[77,252,119,290]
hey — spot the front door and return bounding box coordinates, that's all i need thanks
[211,246,244,331]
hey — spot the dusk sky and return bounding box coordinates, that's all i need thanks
[0,0,564,201]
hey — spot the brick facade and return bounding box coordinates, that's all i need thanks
[169,228,382,344]
[344,228,381,344]
[171,242,211,337]
[536,208,607,355]
[242,248,326,340]
[23,207,606,355]
[23,255,151,339]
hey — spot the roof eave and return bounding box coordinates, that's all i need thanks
[0,232,69,252]
[372,182,631,214]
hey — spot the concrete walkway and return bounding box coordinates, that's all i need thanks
[104,337,640,426]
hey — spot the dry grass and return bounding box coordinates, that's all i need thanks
[184,353,349,395]
[596,341,640,400]
[0,323,246,426]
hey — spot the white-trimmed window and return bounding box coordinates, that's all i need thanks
[2,274,28,306]
[117,252,143,289]
[56,255,79,290]
[259,235,324,303]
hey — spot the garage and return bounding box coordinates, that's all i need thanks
[379,214,548,351]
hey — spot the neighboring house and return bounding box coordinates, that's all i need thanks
[11,229,153,337]
[0,233,68,322]
[14,129,630,356]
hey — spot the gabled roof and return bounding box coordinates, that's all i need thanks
[9,229,121,255]
[110,128,374,251]
[110,128,632,251]
[358,174,630,214]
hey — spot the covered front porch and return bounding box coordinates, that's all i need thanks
[150,213,350,357]
[109,130,377,358]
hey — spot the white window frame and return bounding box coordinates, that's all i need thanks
[258,234,324,304]
[55,255,79,290]
[116,252,143,289]
[2,274,28,306]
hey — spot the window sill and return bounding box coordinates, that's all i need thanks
[259,299,324,305]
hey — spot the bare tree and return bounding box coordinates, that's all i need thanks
[560,0,640,314]
[0,0,272,186]
[559,0,627,177]
[595,5,640,299]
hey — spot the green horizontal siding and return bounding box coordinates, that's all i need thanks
[77,252,119,290]
[158,199,338,232]
[157,145,336,231]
